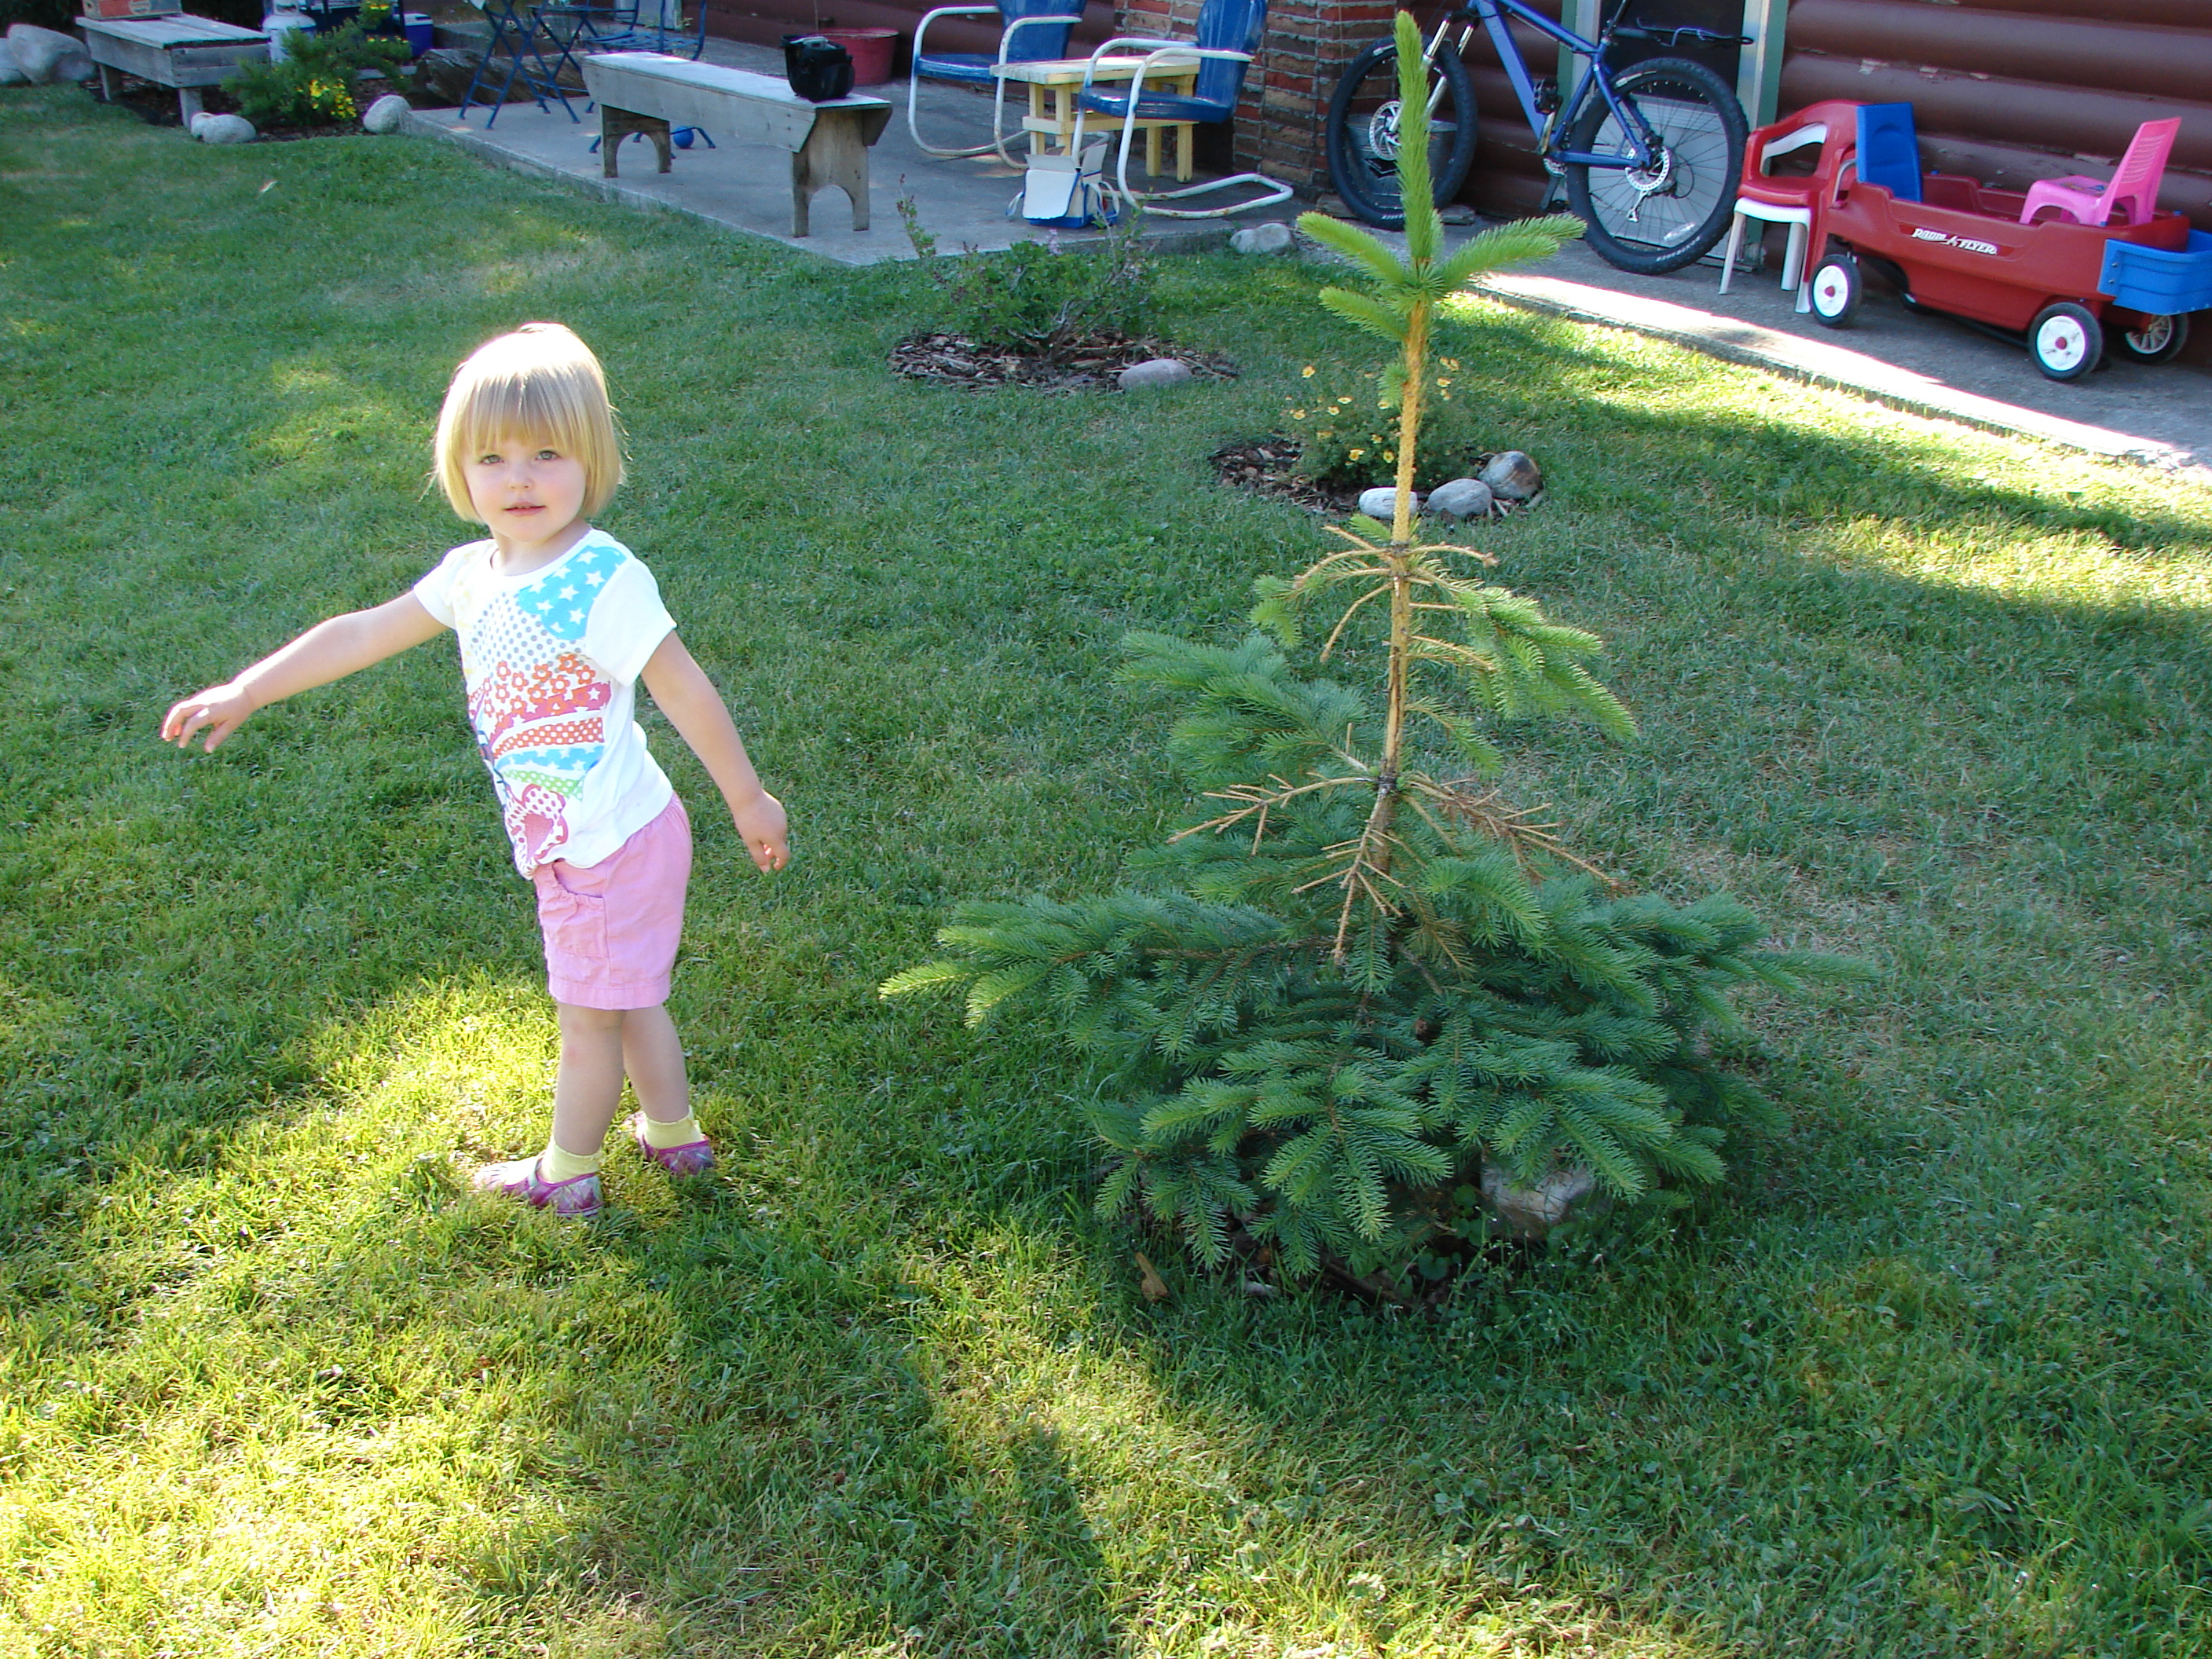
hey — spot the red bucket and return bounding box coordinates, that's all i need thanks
[819,26,897,86]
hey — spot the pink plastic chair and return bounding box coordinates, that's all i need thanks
[2020,117,2181,227]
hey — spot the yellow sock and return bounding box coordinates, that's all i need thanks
[639,1111,702,1150]
[540,1142,602,1182]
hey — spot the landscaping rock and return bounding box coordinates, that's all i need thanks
[1229,222,1294,255]
[1426,477,1493,518]
[362,93,412,134]
[197,112,257,144]
[1315,193,1353,218]
[1439,202,1479,225]
[1480,1163,1600,1240]
[188,109,216,137]
[7,24,94,84]
[1478,449,1543,500]
[1357,485,1419,521]
[1117,357,1193,390]
[412,47,484,107]
[0,42,27,85]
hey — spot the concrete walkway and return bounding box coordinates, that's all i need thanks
[403,36,1239,263]
[404,42,2210,480]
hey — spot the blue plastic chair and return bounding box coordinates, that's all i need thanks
[1066,0,1290,218]
[906,0,1086,162]
[1855,102,1921,203]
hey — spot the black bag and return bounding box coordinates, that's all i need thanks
[782,35,854,102]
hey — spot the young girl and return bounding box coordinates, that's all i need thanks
[160,322,788,1220]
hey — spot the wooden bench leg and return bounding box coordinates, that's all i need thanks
[601,106,672,180]
[790,110,871,236]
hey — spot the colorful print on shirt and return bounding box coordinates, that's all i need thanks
[413,531,677,876]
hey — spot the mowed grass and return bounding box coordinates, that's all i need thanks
[3,82,2210,1659]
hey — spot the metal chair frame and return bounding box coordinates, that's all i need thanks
[907,3,1086,164]
[1065,33,1291,219]
[457,0,580,126]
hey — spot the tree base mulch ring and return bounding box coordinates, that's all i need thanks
[1213,436,1542,520]
[892,331,1236,392]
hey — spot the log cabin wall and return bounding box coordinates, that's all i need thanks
[1782,0,2212,234]
[702,0,1115,71]
[1783,0,2212,365]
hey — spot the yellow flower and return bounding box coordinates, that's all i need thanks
[1302,365,1316,377]
[1348,448,1364,460]
[1291,410,1306,419]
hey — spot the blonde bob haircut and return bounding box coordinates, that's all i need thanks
[432,322,625,522]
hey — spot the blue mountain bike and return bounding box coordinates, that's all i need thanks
[1326,1,1750,275]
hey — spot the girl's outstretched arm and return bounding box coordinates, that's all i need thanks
[639,633,789,873]
[161,593,445,753]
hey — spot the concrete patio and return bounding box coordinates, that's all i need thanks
[401,35,1253,264]
[398,35,2210,478]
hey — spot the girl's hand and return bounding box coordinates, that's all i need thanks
[161,683,257,753]
[731,790,790,873]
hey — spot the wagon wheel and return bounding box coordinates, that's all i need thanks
[2109,311,2190,366]
[2028,302,2103,382]
[1806,254,1860,328]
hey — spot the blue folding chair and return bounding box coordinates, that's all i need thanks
[907,0,1086,163]
[565,0,707,59]
[1855,102,1921,203]
[1066,0,1289,218]
[456,0,579,127]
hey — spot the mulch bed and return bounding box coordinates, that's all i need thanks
[1212,436,1540,520]
[891,331,1236,392]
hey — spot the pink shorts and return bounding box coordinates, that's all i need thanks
[532,796,692,1010]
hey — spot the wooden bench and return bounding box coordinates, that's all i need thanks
[578,53,892,237]
[76,13,269,123]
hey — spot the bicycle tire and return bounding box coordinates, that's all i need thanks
[1563,56,1745,275]
[1324,37,1478,231]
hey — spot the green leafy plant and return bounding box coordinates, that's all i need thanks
[896,192,1155,361]
[884,13,1859,1285]
[225,23,407,131]
[1286,355,1480,489]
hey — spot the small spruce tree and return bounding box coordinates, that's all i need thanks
[884,13,1856,1282]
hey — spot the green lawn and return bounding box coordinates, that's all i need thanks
[3,83,2210,1659]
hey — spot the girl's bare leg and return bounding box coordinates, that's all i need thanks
[619,1003,692,1124]
[549,1002,628,1157]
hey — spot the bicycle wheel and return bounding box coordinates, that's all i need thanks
[1563,56,1745,275]
[1324,37,1478,231]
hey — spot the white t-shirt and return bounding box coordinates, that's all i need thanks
[413,529,676,876]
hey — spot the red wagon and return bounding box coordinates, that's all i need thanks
[1745,104,2212,380]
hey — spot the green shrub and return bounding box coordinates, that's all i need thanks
[896,195,1155,360]
[223,22,407,131]
[1287,357,1485,490]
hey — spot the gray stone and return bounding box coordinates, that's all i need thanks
[1426,477,1494,519]
[0,42,26,86]
[1315,193,1353,218]
[197,113,258,145]
[1117,357,1193,390]
[1479,1163,1601,1240]
[362,93,412,134]
[1357,485,1420,521]
[7,24,94,84]
[1438,202,1479,225]
[1229,221,1293,255]
[188,109,216,137]
[412,47,485,108]
[1478,449,1544,500]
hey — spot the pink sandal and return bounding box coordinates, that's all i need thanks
[626,1112,716,1177]
[471,1156,602,1219]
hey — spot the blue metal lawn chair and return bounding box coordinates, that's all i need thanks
[907,0,1087,163]
[1066,0,1289,218]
